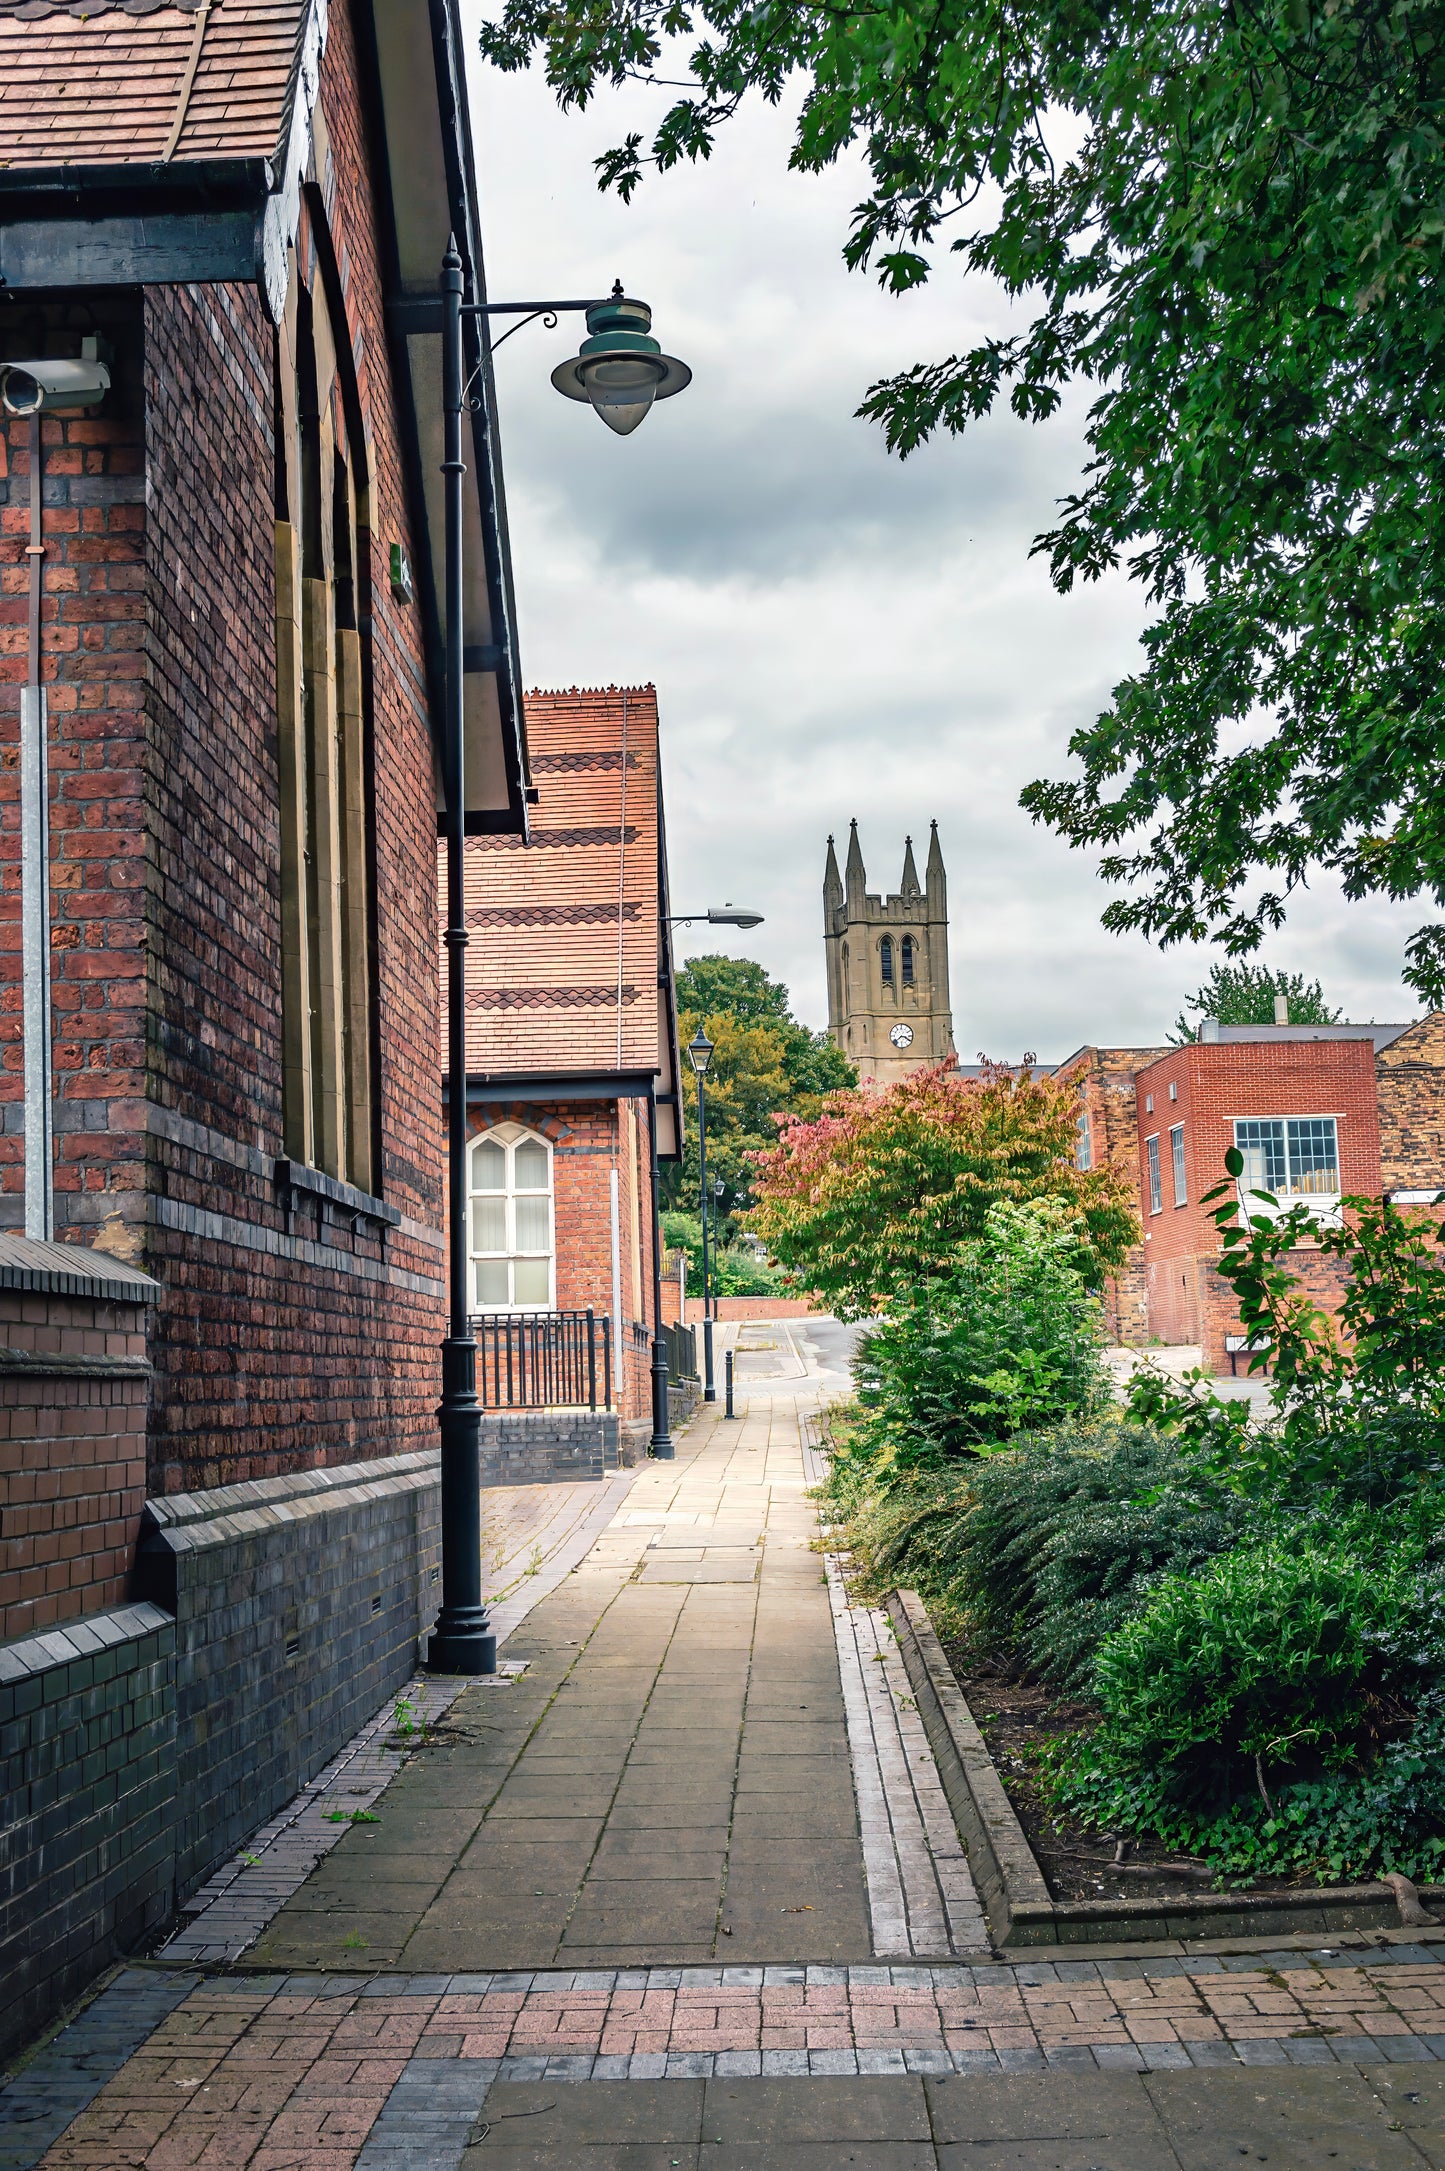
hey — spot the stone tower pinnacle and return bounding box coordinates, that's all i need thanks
[824,823,954,1084]
[823,833,843,916]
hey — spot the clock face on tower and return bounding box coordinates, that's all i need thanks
[890,1023,915,1049]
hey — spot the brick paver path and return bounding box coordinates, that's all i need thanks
[19,1950,1445,2167]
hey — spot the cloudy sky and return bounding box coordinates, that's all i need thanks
[462,40,1422,1060]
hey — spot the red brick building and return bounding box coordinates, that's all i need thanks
[1063,1019,1445,1370]
[1059,1042,1169,1343]
[0,0,538,2049]
[456,686,683,1442]
[0,0,532,1497]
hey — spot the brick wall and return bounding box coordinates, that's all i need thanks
[660,1292,826,1324]
[1377,1013,1445,1191]
[0,291,148,1229]
[0,1283,152,1643]
[0,6,450,1499]
[1136,1038,1383,1368]
[135,1450,441,1895]
[1055,1046,1166,1345]
[0,1602,175,2066]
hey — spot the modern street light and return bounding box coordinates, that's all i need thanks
[427,241,693,1674]
[668,905,765,930]
[687,1027,717,1404]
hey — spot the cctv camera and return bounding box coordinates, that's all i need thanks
[1,353,110,417]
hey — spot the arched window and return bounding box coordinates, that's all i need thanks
[275,272,376,1191]
[880,936,894,986]
[901,935,915,987]
[468,1124,554,1310]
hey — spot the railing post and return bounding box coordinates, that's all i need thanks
[586,1308,597,1411]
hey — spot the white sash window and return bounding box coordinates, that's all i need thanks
[469,1124,555,1310]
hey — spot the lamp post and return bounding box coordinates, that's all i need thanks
[688,1027,717,1403]
[667,906,765,930]
[427,242,692,1671]
[646,1085,674,1462]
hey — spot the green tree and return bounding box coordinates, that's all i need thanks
[854,1199,1112,1464]
[666,957,856,1215]
[1169,965,1343,1045]
[481,0,1445,998]
[751,1058,1138,1318]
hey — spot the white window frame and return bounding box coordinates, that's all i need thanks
[1170,1123,1186,1207]
[467,1122,556,1312]
[1146,1134,1162,1215]
[1076,1109,1092,1172]
[1232,1115,1342,1221]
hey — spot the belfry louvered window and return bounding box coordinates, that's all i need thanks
[880,936,894,985]
[901,935,915,986]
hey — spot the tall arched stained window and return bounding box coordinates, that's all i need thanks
[880,936,894,986]
[469,1124,555,1310]
[901,935,915,986]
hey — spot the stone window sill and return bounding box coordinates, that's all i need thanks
[276,1159,402,1231]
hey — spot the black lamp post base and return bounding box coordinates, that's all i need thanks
[702,1314,716,1403]
[426,1619,497,1675]
[649,1337,674,1458]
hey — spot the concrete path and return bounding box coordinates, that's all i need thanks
[247,1384,873,1971]
[10,1313,1445,2168]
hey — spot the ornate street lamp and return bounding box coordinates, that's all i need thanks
[427,242,693,1676]
[550,286,691,436]
[687,1027,717,1405]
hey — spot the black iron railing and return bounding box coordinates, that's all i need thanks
[471,1309,612,1411]
[664,1320,698,1385]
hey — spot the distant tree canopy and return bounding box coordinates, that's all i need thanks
[751,1059,1139,1320]
[1170,965,1344,1046]
[666,956,857,1215]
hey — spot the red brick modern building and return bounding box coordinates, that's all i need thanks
[0,0,533,2050]
[1060,1042,1169,1343]
[1063,1018,1445,1369]
[456,686,684,1447]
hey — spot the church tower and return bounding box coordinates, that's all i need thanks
[824,822,955,1084]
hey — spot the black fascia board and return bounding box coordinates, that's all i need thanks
[426,0,529,838]
[0,158,272,210]
[0,160,273,293]
[351,0,529,842]
[655,773,684,1160]
[350,0,452,820]
[456,1072,661,1105]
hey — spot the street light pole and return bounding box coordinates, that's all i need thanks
[646,1085,673,1459]
[688,1027,717,1405]
[427,239,495,1676]
[420,251,693,1646]
[699,1070,715,1401]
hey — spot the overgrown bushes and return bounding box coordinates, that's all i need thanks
[820,1154,1445,1884]
[830,1426,1245,1688]
[852,1201,1111,1465]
